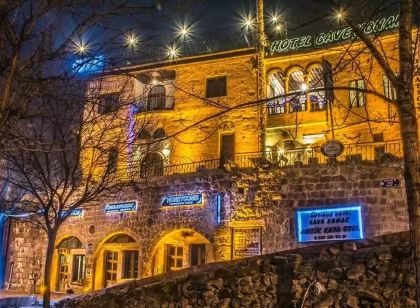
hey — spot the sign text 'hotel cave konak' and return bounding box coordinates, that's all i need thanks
[270,15,399,54]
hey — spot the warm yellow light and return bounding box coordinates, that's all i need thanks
[126,33,139,49]
[166,44,180,59]
[300,83,308,92]
[275,25,282,32]
[72,37,89,55]
[278,148,285,155]
[39,285,47,294]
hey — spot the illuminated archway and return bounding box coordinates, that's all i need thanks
[52,236,86,293]
[93,232,140,290]
[150,229,213,276]
[307,64,326,110]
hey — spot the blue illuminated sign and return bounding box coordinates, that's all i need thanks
[105,201,137,213]
[162,194,202,207]
[296,205,363,243]
[72,55,104,74]
[61,208,83,218]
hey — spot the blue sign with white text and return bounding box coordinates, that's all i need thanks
[61,208,83,218]
[162,194,202,207]
[105,201,137,213]
[296,206,363,243]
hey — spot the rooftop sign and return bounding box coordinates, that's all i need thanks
[271,15,399,54]
[296,205,363,243]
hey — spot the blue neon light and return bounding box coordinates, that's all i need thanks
[0,214,6,288]
[296,205,363,243]
[60,208,83,218]
[105,201,137,213]
[162,194,202,207]
[216,193,223,223]
[72,55,104,74]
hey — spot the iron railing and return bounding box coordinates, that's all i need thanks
[138,140,403,178]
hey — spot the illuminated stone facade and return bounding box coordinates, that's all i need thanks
[4,32,413,293]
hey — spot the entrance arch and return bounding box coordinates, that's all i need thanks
[94,233,140,290]
[150,229,213,275]
[52,236,86,293]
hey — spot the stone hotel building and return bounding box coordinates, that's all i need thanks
[2,16,415,294]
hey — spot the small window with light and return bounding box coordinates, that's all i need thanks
[349,79,366,107]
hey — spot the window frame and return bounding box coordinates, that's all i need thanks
[98,93,120,115]
[205,76,227,98]
[349,79,366,108]
[382,75,397,101]
[147,85,167,111]
[122,250,139,279]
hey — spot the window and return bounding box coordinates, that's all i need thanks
[57,237,84,249]
[190,244,206,266]
[122,250,139,279]
[166,245,183,271]
[71,255,85,284]
[153,128,166,139]
[287,69,306,112]
[104,251,118,287]
[373,133,384,142]
[98,93,119,114]
[107,148,118,173]
[382,75,397,100]
[140,152,164,178]
[206,76,227,98]
[147,85,166,110]
[137,129,151,140]
[268,71,286,115]
[349,79,366,107]
[220,133,235,164]
[374,146,385,160]
[57,254,69,291]
[307,65,327,111]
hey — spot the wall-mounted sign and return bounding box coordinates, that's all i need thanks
[161,193,203,207]
[296,206,363,243]
[271,15,399,54]
[60,208,83,218]
[380,178,400,188]
[321,140,344,158]
[232,227,261,259]
[105,201,137,213]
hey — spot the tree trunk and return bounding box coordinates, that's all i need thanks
[43,230,57,308]
[398,0,420,305]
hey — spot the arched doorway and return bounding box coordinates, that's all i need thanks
[94,233,140,290]
[140,152,164,178]
[54,236,86,293]
[151,229,213,275]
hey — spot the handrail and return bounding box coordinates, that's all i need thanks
[135,140,403,178]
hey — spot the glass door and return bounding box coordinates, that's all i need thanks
[104,251,118,287]
[166,245,183,272]
[57,254,69,291]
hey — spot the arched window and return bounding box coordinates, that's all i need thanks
[56,236,84,249]
[140,152,164,178]
[287,68,306,112]
[147,85,166,111]
[106,234,136,244]
[307,65,326,111]
[138,128,151,140]
[153,128,166,139]
[268,71,286,115]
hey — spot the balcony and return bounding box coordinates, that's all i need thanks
[136,140,403,178]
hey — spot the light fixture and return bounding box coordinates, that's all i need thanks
[166,44,180,59]
[300,83,308,92]
[275,25,282,32]
[73,39,89,55]
[125,33,139,49]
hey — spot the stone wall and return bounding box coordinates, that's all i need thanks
[5,161,409,292]
[57,232,416,308]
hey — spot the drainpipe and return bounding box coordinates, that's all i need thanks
[0,214,7,288]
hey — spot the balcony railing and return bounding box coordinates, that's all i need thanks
[140,140,403,177]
